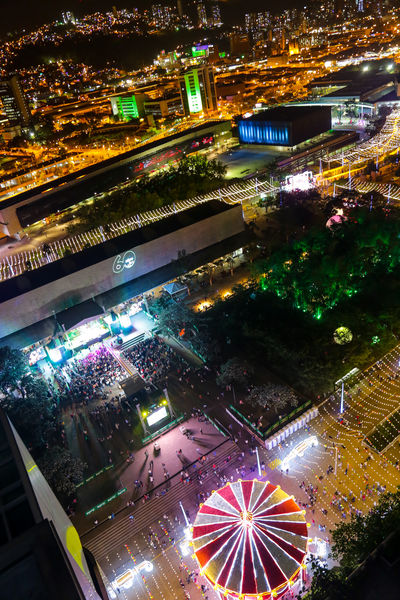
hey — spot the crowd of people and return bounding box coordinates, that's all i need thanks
[54,345,125,406]
[124,335,187,386]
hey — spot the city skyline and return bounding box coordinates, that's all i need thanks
[1,0,307,33]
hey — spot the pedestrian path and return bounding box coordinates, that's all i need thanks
[268,458,281,470]
[82,440,240,562]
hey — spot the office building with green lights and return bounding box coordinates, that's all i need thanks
[110,93,146,121]
[178,66,217,115]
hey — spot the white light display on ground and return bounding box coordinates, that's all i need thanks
[112,561,153,592]
[281,435,318,470]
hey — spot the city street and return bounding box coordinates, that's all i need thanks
[77,346,400,600]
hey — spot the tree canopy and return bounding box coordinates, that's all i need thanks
[302,489,400,600]
[247,383,298,413]
[216,357,254,387]
[0,346,85,502]
[257,207,400,318]
[0,347,28,395]
[70,155,227,232]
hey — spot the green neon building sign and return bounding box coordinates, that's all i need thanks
[192,46,206,57]
[184,71,203,113]
[117,95,139,120]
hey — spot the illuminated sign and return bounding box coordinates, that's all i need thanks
[47,347,63,364]
[184,71,203,114]
[192,45,207,57]
[119,313,131,329]
[29,346,46,366]
[112,251,136,274]
[147,406,168,427]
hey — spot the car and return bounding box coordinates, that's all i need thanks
[179,425,187,434]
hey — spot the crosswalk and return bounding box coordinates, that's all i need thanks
[82,440,240,563]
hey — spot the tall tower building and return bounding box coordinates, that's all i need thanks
[178,66,217,114]
[151,3,174,29]
[281,29,286,51]
[0,409,110,599]
[62,11,76,24]
[210,2,222,26]
[177,0,184,18]
[197,1,208,27]
[0,76,31,126]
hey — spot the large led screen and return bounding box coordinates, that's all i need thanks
[147,406,168,427]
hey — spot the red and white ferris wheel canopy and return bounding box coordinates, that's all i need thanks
[192,479,308,599]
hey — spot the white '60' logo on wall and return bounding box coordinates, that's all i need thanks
[112,251,136,274]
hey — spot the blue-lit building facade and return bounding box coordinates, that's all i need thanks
[238,106,331,147]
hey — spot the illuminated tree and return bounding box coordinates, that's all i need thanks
[247,383,298,413]
[216,357,254,387]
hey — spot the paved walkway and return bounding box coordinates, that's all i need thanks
[81,439,239,560]
[73,416,226,530]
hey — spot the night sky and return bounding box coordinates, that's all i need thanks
[3,0,304,34]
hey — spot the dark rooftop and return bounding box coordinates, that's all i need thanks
[0,200,233,304]
[240,105,329,122]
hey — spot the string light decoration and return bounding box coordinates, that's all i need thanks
[191,479,308,600]
[334,327,353,345]
[0,177,277,282]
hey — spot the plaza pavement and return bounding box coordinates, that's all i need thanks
[73,416,227,531]
[75,344,400,600]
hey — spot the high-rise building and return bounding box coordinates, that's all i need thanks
[0,76,31,127]
[210,2,222,27]
[178,66,217,115]
[110,93,146,121]
[197,2,208,27]
[229,33,251,57]
[150,3,175,29]
[0,409,110,599]
[61,11,76,24]
[177,0,184,18]
[244,11,270,42]
[281,29,286,51]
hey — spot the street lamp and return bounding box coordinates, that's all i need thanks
[340,381,345,414]
[179,501,190,527]
[255,446,262,477]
